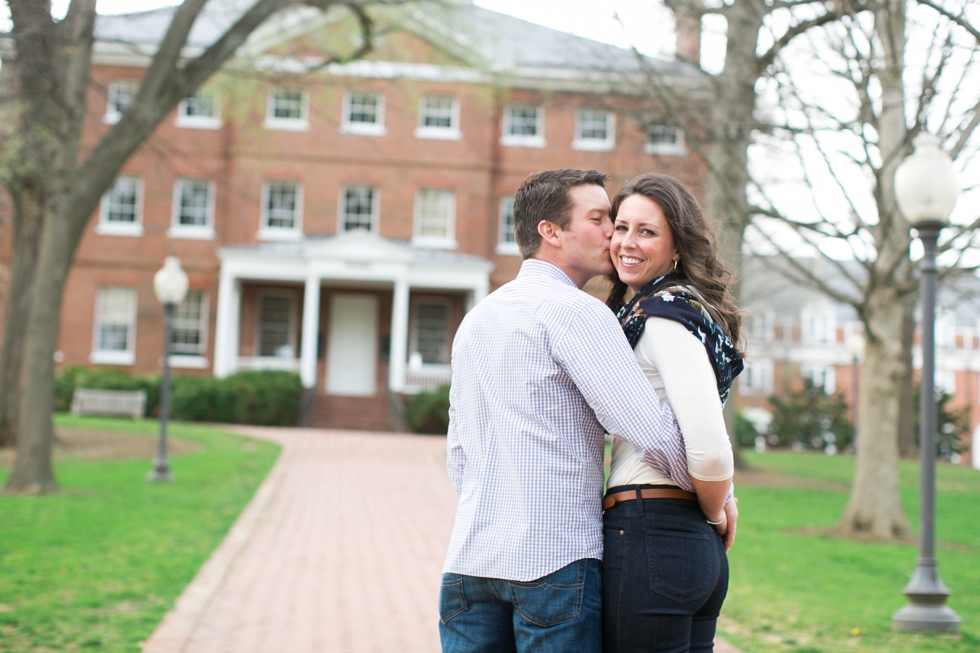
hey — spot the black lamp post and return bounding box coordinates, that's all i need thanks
[892,133,961,633]
[148,256,188,483]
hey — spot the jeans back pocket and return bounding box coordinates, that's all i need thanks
[509,560,587,627]
[644,529,718,604]
[439,573,468,624]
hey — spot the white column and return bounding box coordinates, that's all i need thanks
[388,277,410,393]
[300,274,321,388]
[466,279,490,312]
[213,269,241,378]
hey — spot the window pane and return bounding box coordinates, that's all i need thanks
[500,196,515,244]
[171,290,205,354]
[422,96,454,128]
[97,287,135,352]
[109,81,138,114]
[508,105,539,136]
[347,93,379,124]
[178,180,210,227]
[417,189,453,239]
[272,88,304,120]
[266,182,298,229]
[343,185,375,232]
[415,303,448,364]
[648,124,679,145]
[183,91,215,117]
[578,109,609,140]
[106,178,139,223]
[259,296,293,357]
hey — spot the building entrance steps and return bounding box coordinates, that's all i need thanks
[308,394,400,432]
[141,427,742,653]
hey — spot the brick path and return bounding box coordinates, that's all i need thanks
[142,427,740,653]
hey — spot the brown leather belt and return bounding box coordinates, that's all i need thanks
[602,488,696,510]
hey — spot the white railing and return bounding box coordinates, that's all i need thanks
[404,364,452,393]
[237,356,302,374]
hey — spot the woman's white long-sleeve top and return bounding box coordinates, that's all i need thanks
[607,317,735,488]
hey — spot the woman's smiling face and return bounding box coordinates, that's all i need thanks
[610,194,679,295]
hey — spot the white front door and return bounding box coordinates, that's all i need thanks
[326,293,379,396]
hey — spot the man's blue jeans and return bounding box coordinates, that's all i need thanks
[439,558,602,653]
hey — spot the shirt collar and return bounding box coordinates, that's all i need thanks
[518,259,578,288]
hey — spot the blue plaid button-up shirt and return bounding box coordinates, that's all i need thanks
[444,259,690,582]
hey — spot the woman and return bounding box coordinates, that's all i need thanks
[602,173,744,653]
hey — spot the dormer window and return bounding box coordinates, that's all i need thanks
[340,92,386,136]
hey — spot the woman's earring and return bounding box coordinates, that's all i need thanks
[673,259,679,272]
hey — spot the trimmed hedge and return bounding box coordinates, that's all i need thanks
[405,384,451,434]
[55,366,302,426]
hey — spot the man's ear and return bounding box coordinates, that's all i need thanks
[538,220,562,248]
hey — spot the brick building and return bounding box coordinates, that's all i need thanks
[0,1,709,429]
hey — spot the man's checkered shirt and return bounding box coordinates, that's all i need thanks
[444,259,691,582]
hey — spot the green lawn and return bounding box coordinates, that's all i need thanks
[0,416,280,652]
[723,451,979,653]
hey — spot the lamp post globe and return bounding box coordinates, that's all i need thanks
[892,133,961,633]
[148,256,188,483]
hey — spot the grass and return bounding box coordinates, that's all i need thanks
[0,415,280,652]
[722,451,979,653]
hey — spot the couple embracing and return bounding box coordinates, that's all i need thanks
[440,169,744,653]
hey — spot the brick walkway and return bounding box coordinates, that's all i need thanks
[142,427,740,653]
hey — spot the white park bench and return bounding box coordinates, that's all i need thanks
[70,388,147,419]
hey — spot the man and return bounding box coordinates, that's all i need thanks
[440,169,724,651]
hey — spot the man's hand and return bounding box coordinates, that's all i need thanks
[721,497,738,552]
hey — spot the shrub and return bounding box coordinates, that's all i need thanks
[55,367,302,426]
[768,378,853,453]
[405,384,451,434]
[55,366,160,416]
[735,413,760,449]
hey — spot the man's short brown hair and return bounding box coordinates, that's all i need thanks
[513,169,608,259]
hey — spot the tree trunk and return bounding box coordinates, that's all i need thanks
[897,299,917,458]
[835,0,913,538]
[0,187,45,447]
[835,288,912,538]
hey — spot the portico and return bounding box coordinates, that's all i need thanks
[212,231,493,394]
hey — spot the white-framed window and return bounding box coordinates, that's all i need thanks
[90,287,137,365]
[104,80,139,124]
[410,299,451,365]
[257,293,297,358]
[748,310,776,341]
[740,359,774,395]
[644,124,686,156]
[339,184,379,233]
[258,181,303,241]
[170,290,210,368]
[413,189,456,249]
[169,178,216,240]
[801,306,837,345]
[175,90,221,129]
[802,365,837,395]
[501,103,545,148]
[340,92,386,136]
[264,87,309,131]
[572,109,615,151]
[96,176,144,237]
[415,95,461,140]
[496,195,519,256]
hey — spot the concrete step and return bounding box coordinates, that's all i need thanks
[309,394,398,432]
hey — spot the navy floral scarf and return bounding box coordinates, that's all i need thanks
[616,273,744,404]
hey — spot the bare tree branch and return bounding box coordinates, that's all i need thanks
[915,0,980,42]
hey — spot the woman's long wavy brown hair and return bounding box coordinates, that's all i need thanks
[605,173,744,352]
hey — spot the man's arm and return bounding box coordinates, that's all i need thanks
[553,301,691,489]
[446,377,465,496]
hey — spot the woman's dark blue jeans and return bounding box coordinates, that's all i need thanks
[602,486,729,653]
